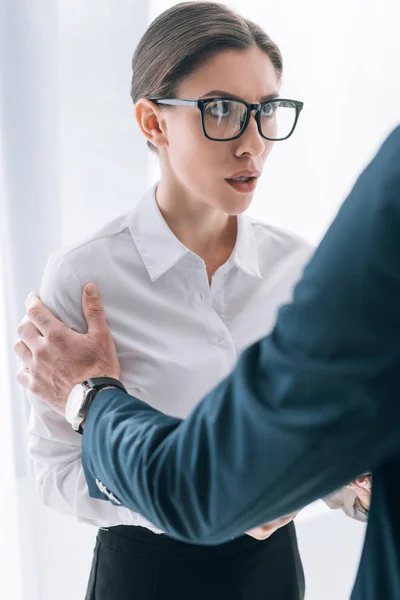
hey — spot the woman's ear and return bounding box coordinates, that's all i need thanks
[134,99,168,149]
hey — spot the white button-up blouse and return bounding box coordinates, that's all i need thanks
[27,183,366,532]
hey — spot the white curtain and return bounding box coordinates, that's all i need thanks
[0,1,149,599]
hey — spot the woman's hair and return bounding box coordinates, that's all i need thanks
[130,1,283,153]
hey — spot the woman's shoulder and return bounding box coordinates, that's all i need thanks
[39,212,137,331]
[248,215,315,261]
[244,217,316,290]
[49,211,133,271]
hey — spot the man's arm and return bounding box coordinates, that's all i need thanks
[82,127,400,544]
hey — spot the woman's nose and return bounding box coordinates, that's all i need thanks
[235,112,266,158]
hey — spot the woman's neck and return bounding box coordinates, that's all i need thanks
[155,180,238,282]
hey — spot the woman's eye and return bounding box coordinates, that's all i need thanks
[208,101,231,118]
[261,103,277,117]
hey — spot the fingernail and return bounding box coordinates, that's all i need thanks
[86,284,99,297]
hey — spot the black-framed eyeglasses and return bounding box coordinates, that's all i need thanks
[149,97,304,142]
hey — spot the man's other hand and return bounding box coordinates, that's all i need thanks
[346,475,372,512]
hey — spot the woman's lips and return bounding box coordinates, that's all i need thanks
[225,177,258,193]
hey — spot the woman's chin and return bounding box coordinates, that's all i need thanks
[218,192,254,215]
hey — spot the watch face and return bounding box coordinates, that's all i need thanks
[65,384,86,423]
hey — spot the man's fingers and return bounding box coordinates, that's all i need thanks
[16,367,33,392]
[81,284,108,334]
[16,318,44,353]
[346,477,371,511]
[355,476,372,491]
[25,293,61,336]
[14,340,33,367]
[347,476,372,493]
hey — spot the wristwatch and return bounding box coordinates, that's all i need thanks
[65,377,127,434]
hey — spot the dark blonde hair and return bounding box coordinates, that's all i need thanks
[130,1,283,153]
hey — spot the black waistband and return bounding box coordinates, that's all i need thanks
[97,524,281,560]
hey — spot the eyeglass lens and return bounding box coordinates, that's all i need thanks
[203,100,297,140]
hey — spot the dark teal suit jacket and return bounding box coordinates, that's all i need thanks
[82,126,400,599]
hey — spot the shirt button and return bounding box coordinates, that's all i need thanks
[216,301,223,312]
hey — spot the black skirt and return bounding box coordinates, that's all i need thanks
[85,522,305,600]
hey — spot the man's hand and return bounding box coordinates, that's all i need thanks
[346,475,372,512]
[14,283,120,416]
[245,513,297,540]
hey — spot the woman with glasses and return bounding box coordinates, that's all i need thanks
[27,2,368,599]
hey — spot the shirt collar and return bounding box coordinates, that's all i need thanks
[128,183,262,282]
[232,212,262,279]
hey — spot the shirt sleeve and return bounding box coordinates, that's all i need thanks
[27,253,163,531]
[82,126,400,544]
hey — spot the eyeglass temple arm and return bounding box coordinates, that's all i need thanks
[151,99,198,107]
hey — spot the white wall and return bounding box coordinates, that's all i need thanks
[235,0,400,244]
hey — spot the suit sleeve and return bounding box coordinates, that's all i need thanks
[82,126,400,545]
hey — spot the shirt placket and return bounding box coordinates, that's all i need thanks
[184,255,238,377]
[211,268,238,376]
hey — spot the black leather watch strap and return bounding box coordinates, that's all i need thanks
[85,377,127,394]
[77,378,127,434]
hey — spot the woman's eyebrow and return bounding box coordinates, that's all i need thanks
[199,90,280,101]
